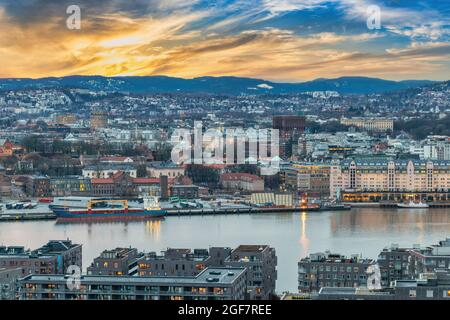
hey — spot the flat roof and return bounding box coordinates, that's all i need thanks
[21,267,246,285]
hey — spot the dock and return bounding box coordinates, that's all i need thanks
[165,206,318,216]
[0,211,56,221]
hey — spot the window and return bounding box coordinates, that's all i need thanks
[409,290,416,298]
[426,290,433,298]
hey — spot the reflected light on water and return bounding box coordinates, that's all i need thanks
[146,220,161,241]
[299,212,309,254]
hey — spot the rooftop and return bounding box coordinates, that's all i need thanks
[21,267,246,285]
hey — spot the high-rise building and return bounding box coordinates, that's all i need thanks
[273,115,305,158]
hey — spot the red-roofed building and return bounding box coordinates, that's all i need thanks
[91,171,137,196]
[220,173,264,192]
[0,139,22,157]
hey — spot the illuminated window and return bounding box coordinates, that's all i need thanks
[213,288,224,294]
[199,288,207,294]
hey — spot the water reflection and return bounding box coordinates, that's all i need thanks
[1,209,450,292]
[145,220,161,241]
[299,212,309,254]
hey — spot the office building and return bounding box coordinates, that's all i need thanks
[280,163,330,198]
[273,115,305,158]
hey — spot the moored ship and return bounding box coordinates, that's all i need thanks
[52,197,166,220]
[397,201,429,209]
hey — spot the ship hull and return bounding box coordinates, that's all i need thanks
[53,208,167,220]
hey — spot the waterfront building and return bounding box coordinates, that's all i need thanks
[220,173,264,192]
[87,248,143,276]
[19,267,247,300]
[340,117,394,132]
[170,184,199,199]
[91,171,137,197]
[25,175,51,197]
[250,192,293,207]
[50,176,92,196]
[330,157,450,201]
[298,251,375,293]
[280,163,330,198]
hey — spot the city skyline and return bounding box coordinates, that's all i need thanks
[0,0,449,81]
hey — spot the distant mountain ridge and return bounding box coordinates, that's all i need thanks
[0,75,437,95]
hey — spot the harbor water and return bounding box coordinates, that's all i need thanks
[1,207,450,293]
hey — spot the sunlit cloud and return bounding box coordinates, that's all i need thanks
[0,0,448,80]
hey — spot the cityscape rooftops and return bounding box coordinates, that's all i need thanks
[300,251,373,264]
[32,240,81,255]
[220,173,263,182]
[232,245,268,253]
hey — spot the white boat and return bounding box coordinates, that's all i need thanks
[397,201,429,208]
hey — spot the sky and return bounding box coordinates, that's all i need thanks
[0,0,449,81]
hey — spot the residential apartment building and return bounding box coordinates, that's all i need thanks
[298,251,375,293]
[377,244,413,287]
[408,238,450,278]
[137,245,277,299]
[318,269,450,300]
[225,245,277,300]
[19,267,247,300]
[87,248,143,276]
[137,248,231,277]
[0,240,82,276]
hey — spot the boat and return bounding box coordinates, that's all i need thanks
[321,202,352,211]
[397,201,429,209]
[52,197,166,220]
